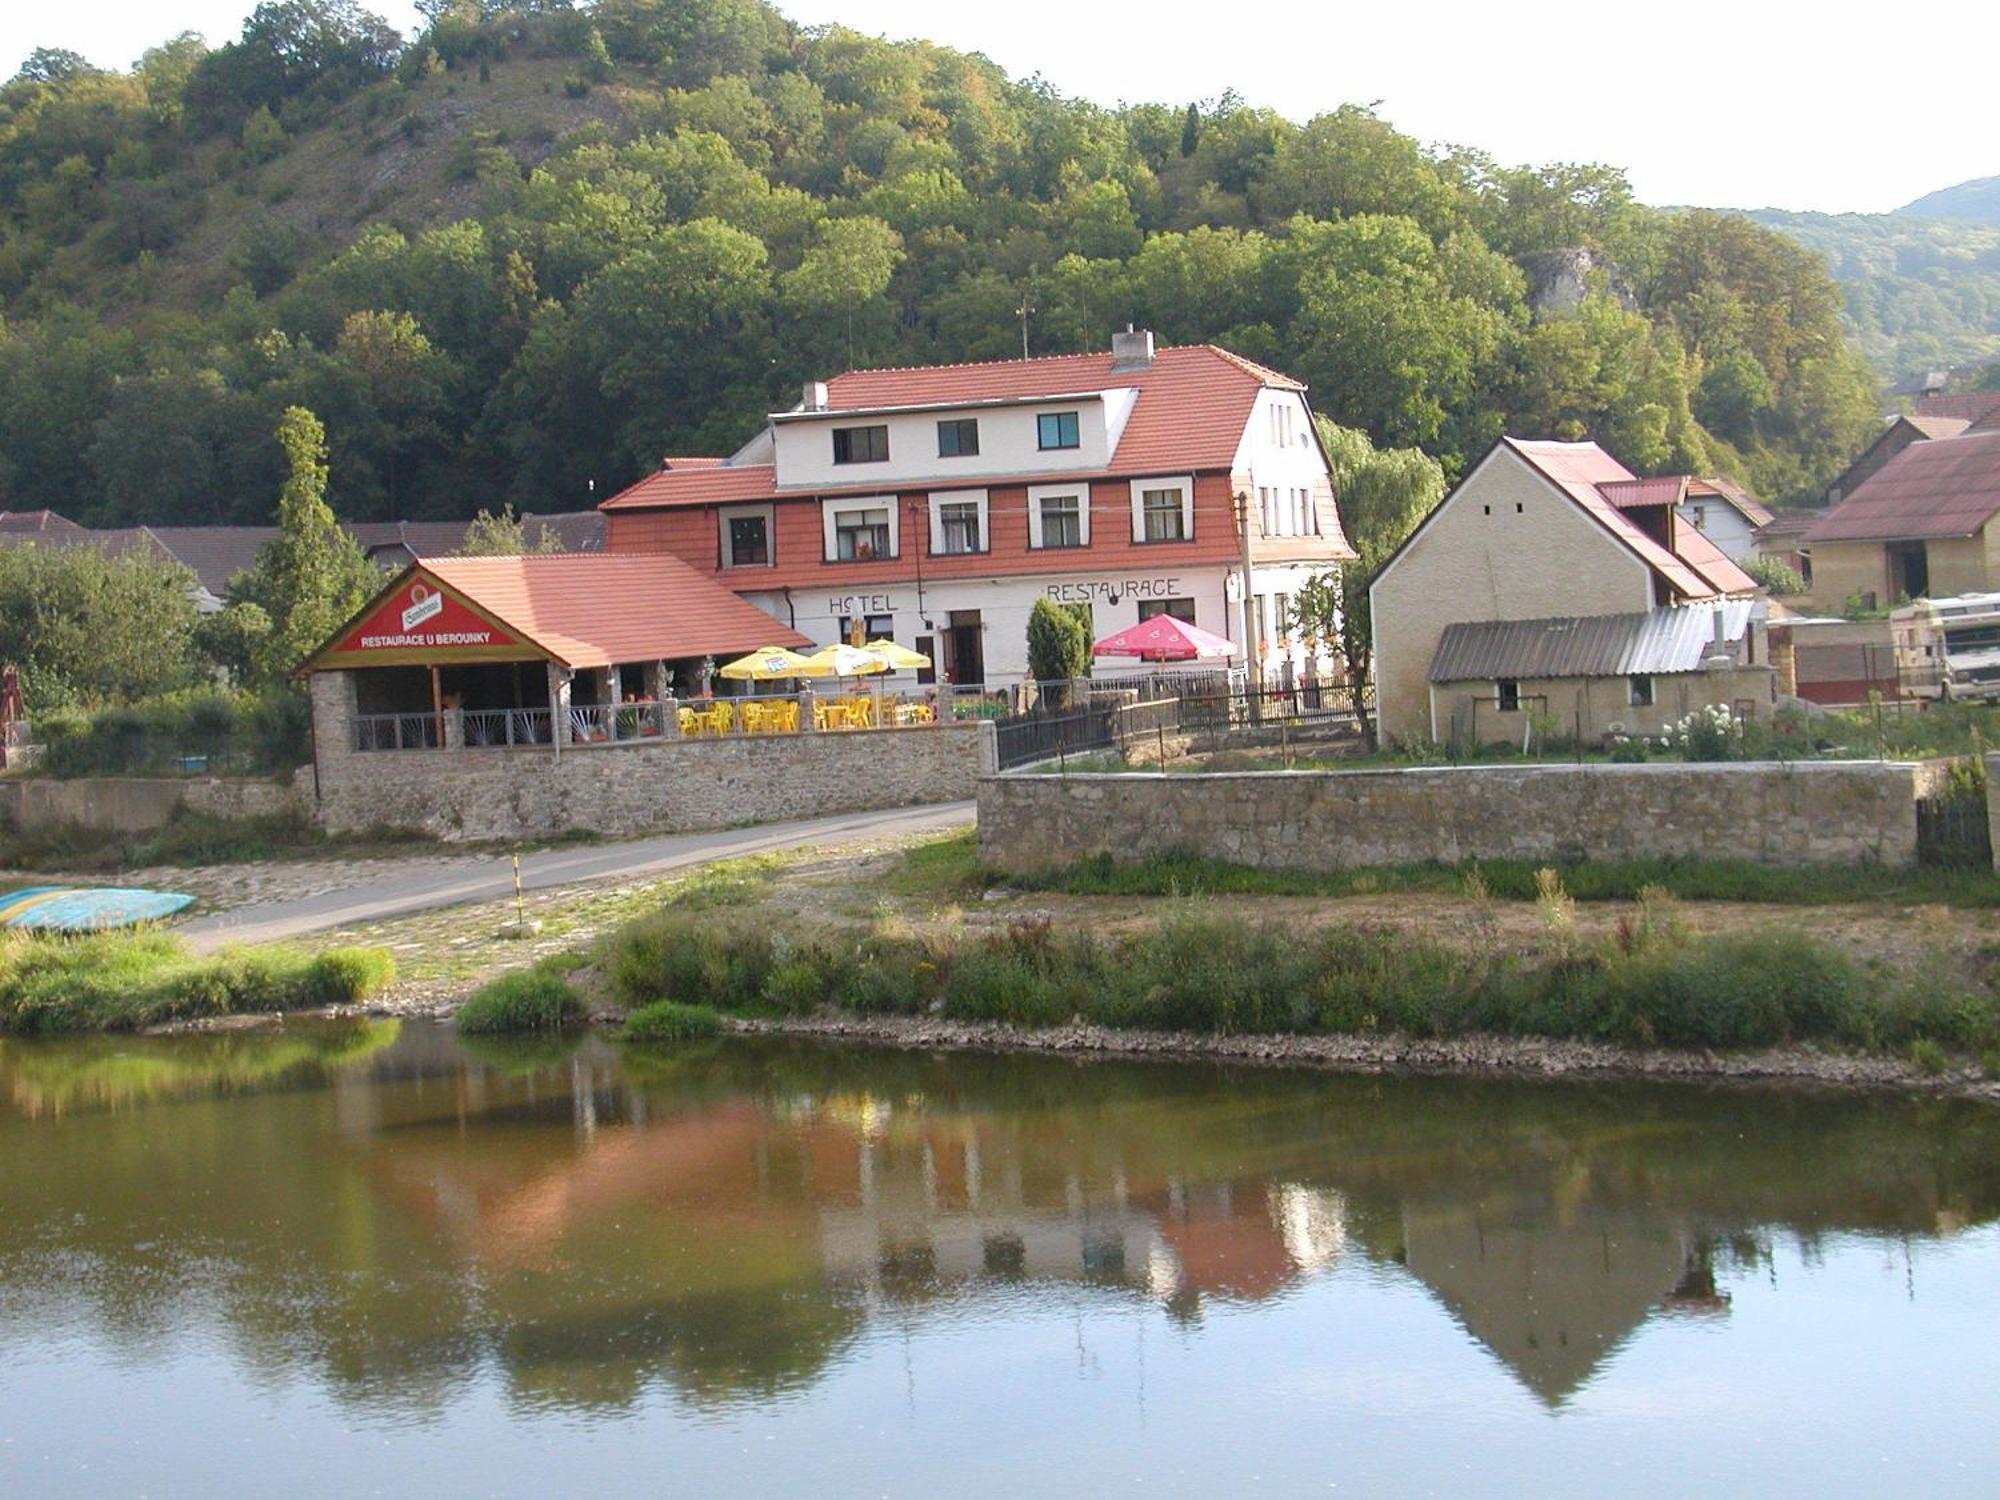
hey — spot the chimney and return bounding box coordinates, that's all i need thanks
[1110,325,1155,373]
[802,380,829,412]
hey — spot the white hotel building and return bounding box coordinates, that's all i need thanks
[600,329,1354,685]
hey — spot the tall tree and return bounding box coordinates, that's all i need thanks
[1287,420,1446,747]
[234,406,378,679]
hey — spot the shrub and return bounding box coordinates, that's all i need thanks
[456,967,585,1034]
[1908,1038,1948,1077]
[622,1000,722,1044]
[304,947,398,1005]
[1658,704,1741,762]
[1742,556,1806,595]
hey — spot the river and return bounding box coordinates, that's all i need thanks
[1,1020,1995,1497]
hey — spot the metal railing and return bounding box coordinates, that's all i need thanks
[463,707,554,747]
[353,712,443,753]
[993,701,1121,769]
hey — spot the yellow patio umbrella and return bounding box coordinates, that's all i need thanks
[796,643,892,678]
[860,638,933,671]
[717,646,817,680]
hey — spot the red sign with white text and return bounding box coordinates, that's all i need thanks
[332,579,521,655]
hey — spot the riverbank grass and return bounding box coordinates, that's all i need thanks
[602,885,1999,1059]
[890,830,2000,909]
[454,965,586,1034]
[0,931,395,1035]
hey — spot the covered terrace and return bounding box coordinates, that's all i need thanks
[299,554,812,753]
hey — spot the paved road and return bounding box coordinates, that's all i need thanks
[180,801,975,953]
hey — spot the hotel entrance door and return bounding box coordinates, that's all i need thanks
[941,610,984,685]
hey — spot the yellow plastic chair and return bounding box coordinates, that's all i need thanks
[677,707,700,738]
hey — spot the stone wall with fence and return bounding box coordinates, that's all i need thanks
[308,670,992,841]
[979,759,1954,874]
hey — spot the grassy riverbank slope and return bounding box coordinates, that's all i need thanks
[0,930,395,1035]
[602,892,1998,1066]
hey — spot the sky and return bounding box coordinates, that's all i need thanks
[8,0,1996,215]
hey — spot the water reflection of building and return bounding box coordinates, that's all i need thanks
[15,1034,1996,1425]
[1399,1204,1702,1405]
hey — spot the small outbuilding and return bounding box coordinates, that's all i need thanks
[298,552,809,755]
[1426,600,1775,746]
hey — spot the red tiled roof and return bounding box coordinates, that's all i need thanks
[1912,394,2000,427]
[822,344,1288,475]
[1754,509,1821,541]
[1596,476,1688,510]
[602,345,1304,515]
[1671,522,1761,595]
[412,553,808,668]
[0,509,88,536]
[1804,428,2000,544]
[1505,440,1721,600]
[601,464,781,511]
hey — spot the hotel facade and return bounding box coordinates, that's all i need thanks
[600,330,1355,685]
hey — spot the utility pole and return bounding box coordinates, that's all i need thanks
[1234,490,1264,707]
[1016,281,1036,360]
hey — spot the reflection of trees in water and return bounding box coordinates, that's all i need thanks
[0,1019,400,1117]
[4,1027,2000,1416]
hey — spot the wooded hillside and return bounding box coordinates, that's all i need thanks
[0,0,1882,525]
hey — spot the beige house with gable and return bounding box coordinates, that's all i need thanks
[1371,438,1767,745]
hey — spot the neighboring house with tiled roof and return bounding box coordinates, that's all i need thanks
[1911,393,2000,428]
[0,510,90,537]
[601,330,1354,685]
[1802,428,2000,612]
[1822,413,1974,509]
[1371,438,1771,744]
[2,510,607,612]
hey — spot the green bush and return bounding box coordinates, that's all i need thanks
[304,947,398,1005]
[456,967,585,1034]
[622,999,722,1044]
[37,687,309,778]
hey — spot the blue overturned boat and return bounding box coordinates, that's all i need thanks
[0,886,195,932]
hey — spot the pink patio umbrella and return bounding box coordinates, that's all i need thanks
[1090,614,1239,662]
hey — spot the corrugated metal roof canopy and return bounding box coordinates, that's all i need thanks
[1429,602,1757,683]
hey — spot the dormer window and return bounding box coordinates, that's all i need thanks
[832,425,889,465]
[1037,411,1080,451]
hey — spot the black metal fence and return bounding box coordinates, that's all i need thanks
[1916,784,1994,868]
[992,700,1121,770]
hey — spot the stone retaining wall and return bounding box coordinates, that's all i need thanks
[979,760,1939,874]
[0,775,301,834]
[312,721,993,841]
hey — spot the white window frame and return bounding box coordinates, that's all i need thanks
[927,489,989,556]
[718,503,776,569]
[1129,476,1193,544]
[1029,483,1091,549]
[821,496,898,562]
